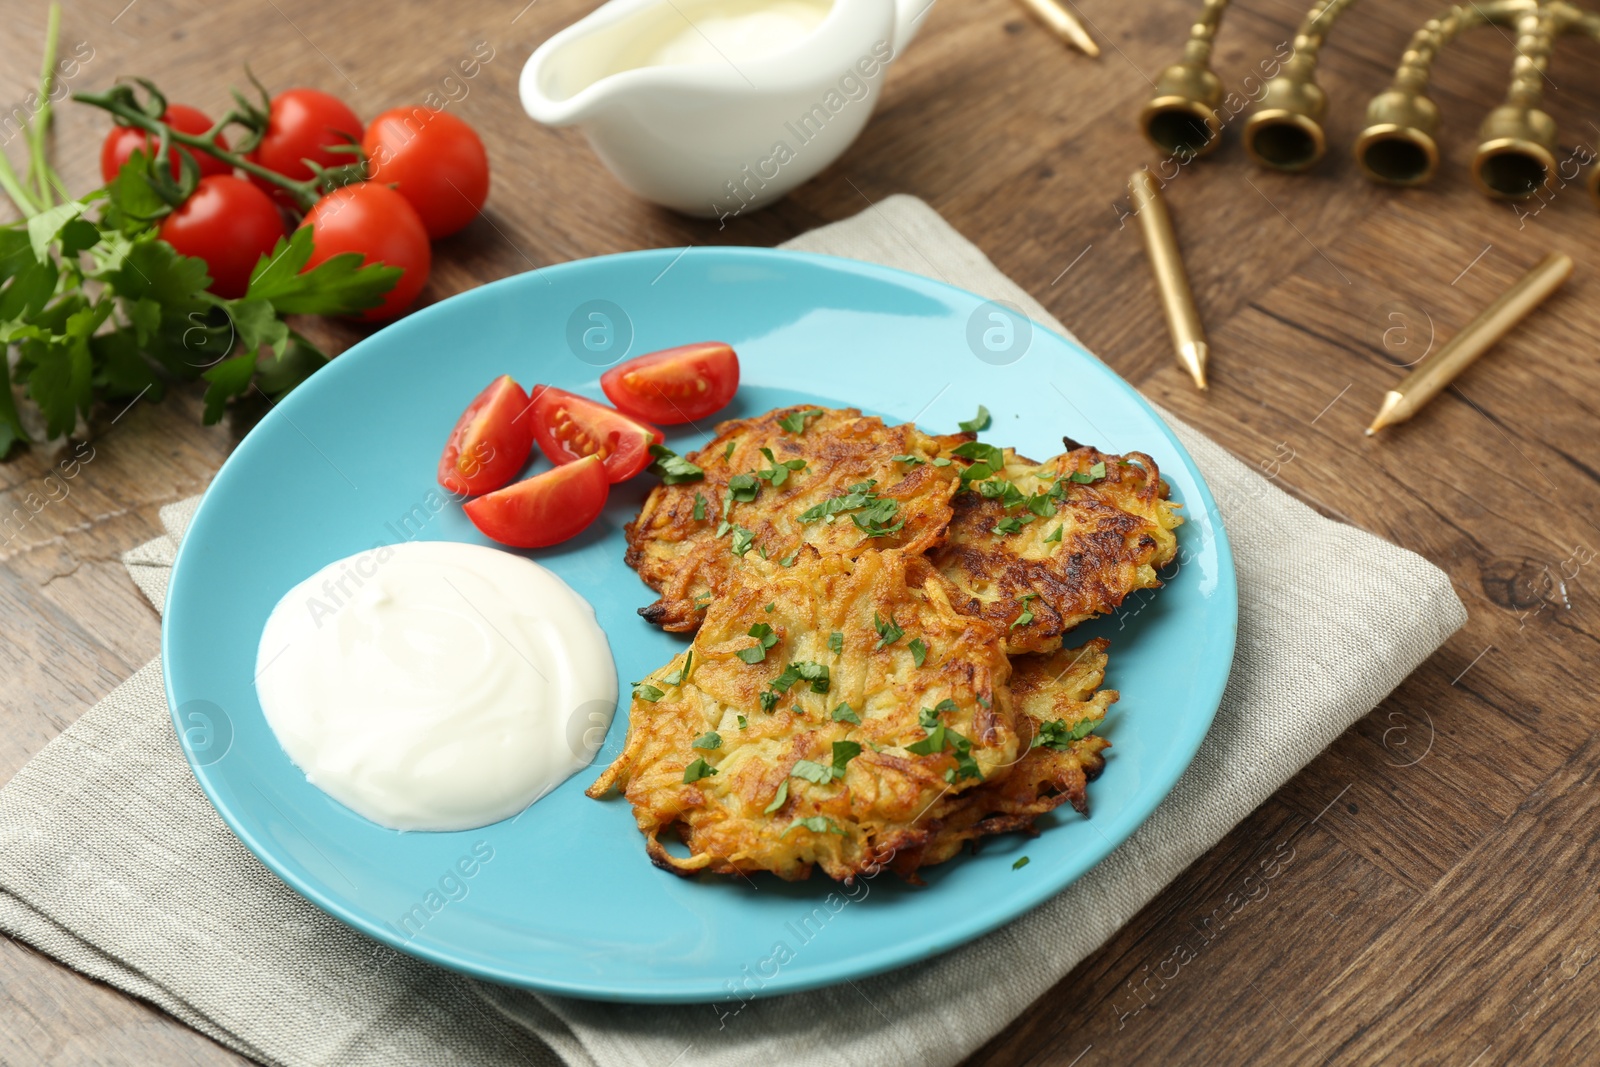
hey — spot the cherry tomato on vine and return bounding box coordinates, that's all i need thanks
[158,176,284,299]
[363,108,490,239]
[247,88,363,205]
[464,454,609,549]
[527,386,663,484]
[298,183,431,322]
[600,342,740,425]
[99,104,231,183]
[438,375,533,496]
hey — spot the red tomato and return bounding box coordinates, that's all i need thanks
[528,386,663,484]
[247,88,363,205]
[158,176,284,299]
[437,375,533,496]
[464,454,609,548]
[299,183,431,321]
[363,108,490,239]
[600,342,740,425]
[100,104,231,184]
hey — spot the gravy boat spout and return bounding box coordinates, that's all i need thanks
[520,0,933,217]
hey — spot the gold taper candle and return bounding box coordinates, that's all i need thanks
[1129,169,1209,390]
[1366,252,1572,434]
[1015,0,1101,57]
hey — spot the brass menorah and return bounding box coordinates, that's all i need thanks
[1140,0,1600,203]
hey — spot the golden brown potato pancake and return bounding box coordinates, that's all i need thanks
[588,548,1021,882]
[883,637,1117,878]
[624,406,967,631]
[931,445,1181,655]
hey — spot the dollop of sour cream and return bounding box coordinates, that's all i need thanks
[255,541,617,831]
[646,1,831,68]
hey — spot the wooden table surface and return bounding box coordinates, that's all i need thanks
[2,0,1597,1063]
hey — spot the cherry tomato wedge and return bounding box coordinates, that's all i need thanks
[438,375,533,496]
[463,454,608,548]
[600,342,739,425]
[528,386,664,484]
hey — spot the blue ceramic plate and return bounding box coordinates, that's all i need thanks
[163,247,1236,1002]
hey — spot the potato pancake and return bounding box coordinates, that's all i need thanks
[931,444,1181,655]
[588,548,1021,882]
[624,406,967,631]
[882,638,1117,878]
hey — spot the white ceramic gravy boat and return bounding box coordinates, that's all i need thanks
[520,0,931,218]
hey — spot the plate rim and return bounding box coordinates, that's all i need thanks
[162,245,1239,1002]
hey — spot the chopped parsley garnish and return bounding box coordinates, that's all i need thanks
[737,623,780,664]
[932,457,953,467]
[692,731,722,750]
[831,702,861,724]
[977,478,1026,508]
[692,492,707,521]
[633,683,664,702]
[905,725,945,755]
[764,602,776,613]
[892,453,925,466]
[727,472,761,503]
[873,612,904,649]
[737,715,749,730]
[791,759,833,784]
[850,496,905,538]
[723,439,738,462]
[759,691,780,712]
[763,780,789,813]
[909,637,928,667]
[682,758,717,783]
[959,461,995,486]
[1026,492,1056,517]
[1013,856,1030,870]
[1012,593,1040,630]
[647,445,704,485]
[831,740,861,777]
[958,405,992,433]
[756,447,807,486]
[797,481,877,523]
[1032,717,1098,750]
[1069,461,1108,484]
[729,524,756,557]
[783,815,845,837]
[785,661,831,693]
[779,552,798,567]
[918,706,941,729]
[778,408,825,434]
[828,631,844,653]
[663,651,694,685]
[1043,525,1063,543]
[907,722,982,781]
[992,514,1035,536]
[694,592,714,607]
[977,693,992,709]
[951,441,1005,468]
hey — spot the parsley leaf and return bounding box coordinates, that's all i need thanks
[909,637,928,667]
[1044,525,1064,543]
[682,757,718,783]
[1032,717,1098,749]
[1069,461,1108,484]
[647,444,705,484]
[790,759,833,784]
[831,740,862,777]
[797,483,877,523]
[633,682,664,702]
[958,405,991,433]
[693,492,707,521]
[1027,492,1056,517]
[737,623,779,664]
[692,731,722,750]
[729,524,756,557]
[783,815,846,837]
[850,496,905,538]
[891,453,925,466]
[873,613,904,649]
[777,408,824,434]
[760,691,780,712]
[831,702,862,725]
[245,227,402,315]
[1012,593,1040,629]
[906,725,945,755]
[1013,856,1030,870]
[663,651,694,685]
[755,446,807,486]
[737,715,749,730]
[950,441,1005,468]
[828,631,844,653]
[722,438,738,461]
[763,780,789,813]
[779,551,798,567]
[727,473,760,506]
[992,515,1035,536]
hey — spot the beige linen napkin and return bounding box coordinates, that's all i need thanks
[0,197,1466,1067]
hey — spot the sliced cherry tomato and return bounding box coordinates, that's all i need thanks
[100,104,232,183]
[464,454,609,548]
[363,108,490,239]
[158,176,285,299]
[528,386,664,484]
[247,88,364,207]
[299,183,431,321]
[600,342,739,425]
[438,375,533,496]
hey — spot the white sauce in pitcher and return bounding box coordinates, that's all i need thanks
[645,1,830,68]
[255,541,617,831]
